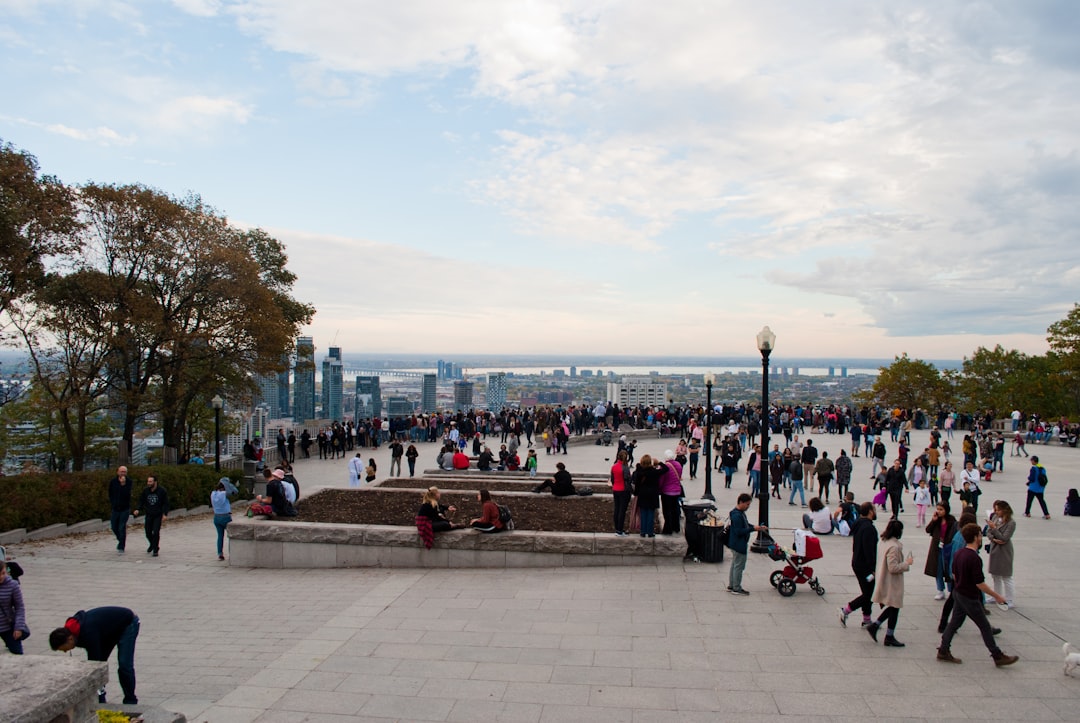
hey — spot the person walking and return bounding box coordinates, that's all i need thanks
[839,502,878,628]
[211,478,238,561]
[867,519,913,647]
[0,561,27,654]
[1024,456,1050,519]
[50,606,141,704]
[885,459,906,518]
[986,500,1016,608]
[939,460,956,506]
[405,444,419,477]
[132,475,169,557]
[787,457,806,507]
[348,453,364,487]
[814,451,835,504]
[108,466,133,554]
[924,501,957,600]
[389,439,404,477]
[834,450,853,501]
[727,493,767,595]
[936,523,1019,666]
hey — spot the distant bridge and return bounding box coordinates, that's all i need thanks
[342,368,426,379]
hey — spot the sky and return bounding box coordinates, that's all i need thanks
[2,0,1079,360]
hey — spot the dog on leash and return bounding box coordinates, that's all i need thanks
[1065,642,1080,676]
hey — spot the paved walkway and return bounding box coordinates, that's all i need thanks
[10,428,1080,721]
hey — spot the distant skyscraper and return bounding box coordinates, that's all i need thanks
[322,352,344,420]
[828,366,835,377]
[386,396,412,416]
[256,373,281,418]
[606,377,667,407]
[486,372,507,411]
[445,361,456,381]
[422,373,437,413]
[276,356,290,418]
[356,376,382,419]
[570,366,577,378]
[841,366,848,378]
[453,380,474,412]
[437,360,446,380]
[792,367,800,376]
[328,346,341,361]
[553,369,565,378]
[294,336,316,422]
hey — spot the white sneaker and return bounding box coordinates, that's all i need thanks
[934,591,946,600]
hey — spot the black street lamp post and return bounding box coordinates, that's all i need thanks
[751,327,777,554]
[212,395,223,472]
[703,372,715,500]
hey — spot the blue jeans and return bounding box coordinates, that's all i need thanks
[213,513,232,557]
[110,509,130,550]
[728,550,748,591]
[117,616,140,703]
[749,470,760,496]
[788,480,805,505]
[639,508,655,536]
[1,629,24,654]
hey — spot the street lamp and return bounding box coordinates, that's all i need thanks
[212,395,223,472]
[751,326,776,554]
[703,372,715,501]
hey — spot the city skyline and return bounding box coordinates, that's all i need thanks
[3,2,1077,357]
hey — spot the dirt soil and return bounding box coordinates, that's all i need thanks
[374,478,612,494]
[294,488,656,534]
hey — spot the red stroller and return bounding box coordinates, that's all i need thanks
[768,530,825,597]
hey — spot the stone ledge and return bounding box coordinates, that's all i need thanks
[0,528,27,545]
[26,523,69,541]
[0,655,107,723]
[67,519,107,535]
[227,519,686,569]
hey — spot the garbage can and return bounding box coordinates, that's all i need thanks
[682,501,718,562]
[698,522,726,563]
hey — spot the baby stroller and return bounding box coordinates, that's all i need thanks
[767,530,825,597]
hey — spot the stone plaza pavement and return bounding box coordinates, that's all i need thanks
[10,428,1080,721]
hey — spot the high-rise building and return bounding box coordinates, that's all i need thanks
[421,373,437,413]
[293,336,316,422]
[437,360,445,380]
[322,352,344,420]
[841,366,848,378]
[386,396,413,417]
[453,380,473,412]
[606,377,667,408]
[570,366,577,378]
[486,372,507,411]
[553,369,565,378]
[256,373,281,418]
[276,356,290,418]
[828,366,835,377]
[356,376,382,419]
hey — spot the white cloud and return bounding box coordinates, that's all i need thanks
[45,122,137,146]
[149,94,253,133]
[171,0,221,17]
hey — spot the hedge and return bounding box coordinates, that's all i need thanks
[0,465,247,533]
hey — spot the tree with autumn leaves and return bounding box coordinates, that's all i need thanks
[1,140,313,469]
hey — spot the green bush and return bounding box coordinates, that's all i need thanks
[0,466,247,532]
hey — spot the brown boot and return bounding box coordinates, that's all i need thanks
[936,649,962,664]
[993,653,1019,667]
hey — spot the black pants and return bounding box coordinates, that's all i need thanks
[847,571,875,617]
[889,490,902,517]
[1025,490,1049,516]
[688,454,699,478]
[940,592,1001,656]
[875,606,899,631]
[143,514,163,553]
[613,490,631,533]
[110,509,129,550]
[660,494,681,534]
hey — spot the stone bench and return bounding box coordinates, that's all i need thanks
[226,519,684,569]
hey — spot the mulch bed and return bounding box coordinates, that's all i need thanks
[294,488,654,533]
[374,478,612,494]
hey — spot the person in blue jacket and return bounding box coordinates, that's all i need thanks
[727,493,767,595]
[1024,456,1050,519]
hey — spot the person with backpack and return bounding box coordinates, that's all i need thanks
[787,456,806,507]
[469,489,505,533]
[1024,456,1050,519]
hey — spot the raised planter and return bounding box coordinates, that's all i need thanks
[227,519,685,569]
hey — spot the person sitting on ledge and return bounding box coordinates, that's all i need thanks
[802,496,835,535]
[469,489,505,533]
[417,487,460,532]
[477,446,496,471]
[533,462,576,496]
[452,449,471,470]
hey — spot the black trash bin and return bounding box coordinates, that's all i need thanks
[682,501,718,562]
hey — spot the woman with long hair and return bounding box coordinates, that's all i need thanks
[418,487,458,532]
[469,489,503,533]
[986,500,1015,608]
[868,518,914,647]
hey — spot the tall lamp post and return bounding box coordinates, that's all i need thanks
[212,395,223,472]
[703,373,715,501]
[751,327,777,554]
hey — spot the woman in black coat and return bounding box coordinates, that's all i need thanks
[632,455,661,538]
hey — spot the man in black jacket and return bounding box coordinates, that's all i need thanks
[133,475,169,557]
[107,466,132,554]
[839,502,878,628]
[885,459,907,518]
[50,606,140,704]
